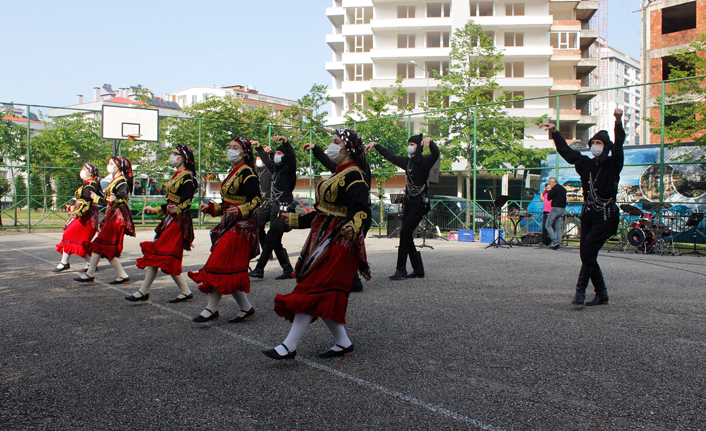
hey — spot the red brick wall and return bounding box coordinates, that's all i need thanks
[650,0,706,54]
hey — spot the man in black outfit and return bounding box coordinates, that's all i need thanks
[541,109,624,306]
[255,151,274,260]
[366,134,440,280]
[249,136,297,280]
[545,176,567,250]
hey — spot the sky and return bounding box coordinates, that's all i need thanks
[0,0,642,110]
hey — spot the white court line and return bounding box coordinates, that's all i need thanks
[15,248,504,431]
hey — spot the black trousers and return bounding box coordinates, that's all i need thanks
[577,206,619,291]
[256,205,271,250]
[541,211,550,245]
[396,199,427,271]
[255,203,293,273]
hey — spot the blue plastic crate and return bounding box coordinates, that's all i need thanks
[479,228,504,244]
[458,230,474,242]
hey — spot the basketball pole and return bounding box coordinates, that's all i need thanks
[113,139,117,157]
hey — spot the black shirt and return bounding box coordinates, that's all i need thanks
[256,140,297,205]
[547,184,567,208]
[375,141,440,203]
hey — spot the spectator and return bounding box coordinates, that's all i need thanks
[545,177,567,249]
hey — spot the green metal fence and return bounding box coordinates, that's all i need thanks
[1,76,705,252]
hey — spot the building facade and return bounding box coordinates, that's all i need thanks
[169,85,298,118]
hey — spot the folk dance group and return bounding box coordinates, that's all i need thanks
[53,111,625,360]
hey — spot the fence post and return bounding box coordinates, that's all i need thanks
[555,95,560,179]
[26,106,31,233]
[407,114,412,139]
[472,106,477,232]
[308,128,313,203]
[659,81,666,223]
[198,119,203,228]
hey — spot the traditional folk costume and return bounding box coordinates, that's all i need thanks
[126,145,197,303]
[188,136,262,323]
[74,156,136,284]
[264,129,371,361]
[550,114,625,306]
[54,164,103,272]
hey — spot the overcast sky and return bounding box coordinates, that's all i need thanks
[0,0,641,110]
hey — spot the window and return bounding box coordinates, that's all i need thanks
[662,2,696,34]
[504,32,524,47]
[472,30,495,47]
[470,1,493,16]
[191,95,197,104]
[397,63,416,79]
[348,7,372,24]
[505,3,524,16]
[615,76,621,85]
[347,93,364,110]
[635,88,641,95]
[505,91,525,108]
[427,91,450,108]
[661,55,695,80]
[348,35,372,53]
[397,93,416,109]
[425,61,450,77]
[397,5,416,18]
[505,62,524,78]
[398,34,416,48]
[624,92,630,104]
[347,64,373,81]
[427,31,450,48]
[427,2,451,17]
[550,32,578,49]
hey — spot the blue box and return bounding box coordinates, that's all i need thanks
[479,228,504,244]
[458,230,474,242]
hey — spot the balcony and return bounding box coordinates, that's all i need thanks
[370,17,451,32]
[326,61,344,78]
[466,15,553,28]
[551,79,582,92]
[369,47,451,60]
[327,88,344,101]
[495,77,554,88]
[326,7,344,26]
[341,52,374,64]
[576,1,599,21]
[551,20,581,31]
[550,49,581,66]
[576,57,599,75]
[580,29,598,48]
[501,46,554,58]
[342,24,372,36]
[326,34,345,52]
[341,81,374,93]
[552,108,598,125]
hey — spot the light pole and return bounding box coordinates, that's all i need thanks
[410,60,429,104]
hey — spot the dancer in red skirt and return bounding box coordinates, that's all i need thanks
[263,129,371,360]
[54,163,103,273]
[125,145,197,303]
[74,156,136,284]
[188,136,261,323]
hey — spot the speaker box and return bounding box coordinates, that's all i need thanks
[387,212,401,237]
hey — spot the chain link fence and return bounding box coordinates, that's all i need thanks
[2,77,705,252]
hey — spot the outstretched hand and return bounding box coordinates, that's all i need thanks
[421,137,433,147]
[342,225,354,241]
[539,122,557,133]
[272,135,287,143]
[262,145,272,153]
[614,108,623,118]
[302,143,315,151]
[365,142,377,153]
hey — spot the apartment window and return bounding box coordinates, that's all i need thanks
[398,34,416,48]
[505,3,524,16]
[348,35,373,53]
[397,63,416,79]
[662,55,694,80]
[427,2,451,17]
[505,90,525,108]
[191,95,197,104]
[505,62,524,78]
[427,91,450,108]
[624,92,630,104]
[427,31,450,48]
[472,30,495,47]
[347,64,373,81]
[470,1,493,16]
[635,88,641,95]
[615,76,621,85]
[550,32,578,49]
[347,7,372,25]
[397,5,416,18]
[425,61,450,77]
[662,2,696,34]
[397,93,416,109]
[347,93,364,110]
[504,32,524,47]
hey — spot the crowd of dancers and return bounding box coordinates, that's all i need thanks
[53,111,625,360]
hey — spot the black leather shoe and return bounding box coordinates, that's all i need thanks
[52,263,70,272]
[403,270,425,279]
[572,291,586,305]
[248,270,264,279]
[168,293,194,303]
[109,277,130,285]
[275,272,295,280]
[262,344,296,361]
[74,276,94,283]
[318,344,355,358]
[192,309,219,323]
[229,307,255,323]
[124,292,149,302]
[351,277,363,292]
[585,294,609,306]
[389,269,408,280]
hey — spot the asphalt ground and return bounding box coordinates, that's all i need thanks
[1,228,705,430]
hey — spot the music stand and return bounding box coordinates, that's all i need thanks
[679,212,705,257]
[417,215,449,249]
[485,192,511,249]
[386,194,404,239]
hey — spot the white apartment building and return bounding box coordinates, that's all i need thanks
[169,85,298,118]
[594,41,642,145]
[325,0,600,149]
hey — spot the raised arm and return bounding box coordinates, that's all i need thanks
[255,144,276,173]
[540,122,583,165]
[612,109,625,174]
[309,144,339,172]
[373,143,409,170]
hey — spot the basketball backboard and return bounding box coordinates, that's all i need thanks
[102,105,159,142]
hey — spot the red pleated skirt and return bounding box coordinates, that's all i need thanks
[56,216,97,258]
[188,230,251,295]
[274,241,358,325]
[88,209,129,260]
[136,221,184,275]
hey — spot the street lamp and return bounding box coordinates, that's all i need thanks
[410,61,429,104]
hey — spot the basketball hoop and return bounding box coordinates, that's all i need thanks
[127,134,142,142]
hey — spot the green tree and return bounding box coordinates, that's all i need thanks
[55,169,82,208]
[13,173,27,210]
[283,84,332,176]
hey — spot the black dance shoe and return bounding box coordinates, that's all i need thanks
[248,270,264,279]
[124,292,149,302]
[389,269,408,280]
[73,275,95,283]
[229,307,255,323]
[403,270,425,279]
[318,344,355,358]
[109,277,131,285]
[262,344,296,361]
[351,277,363,292]
[168,293,194,303]
[585,294,609,306]
[275,272,295,280]
[192,309,219,323]
[52,263,70,272]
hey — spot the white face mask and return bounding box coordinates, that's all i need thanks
[107,164,118,174]
[168,154,182,168]
[274,154,283,164]
[590,145,604,158]
[80,169,89,181]
[227,149,243,164]
[407,145,416,155]
[326,142,346,164]
[256,159,264,168]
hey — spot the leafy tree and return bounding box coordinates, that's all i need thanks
[649,32,706,161]
[13,173,27,210]
[283,84,332,176]
[55,169,82,208]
